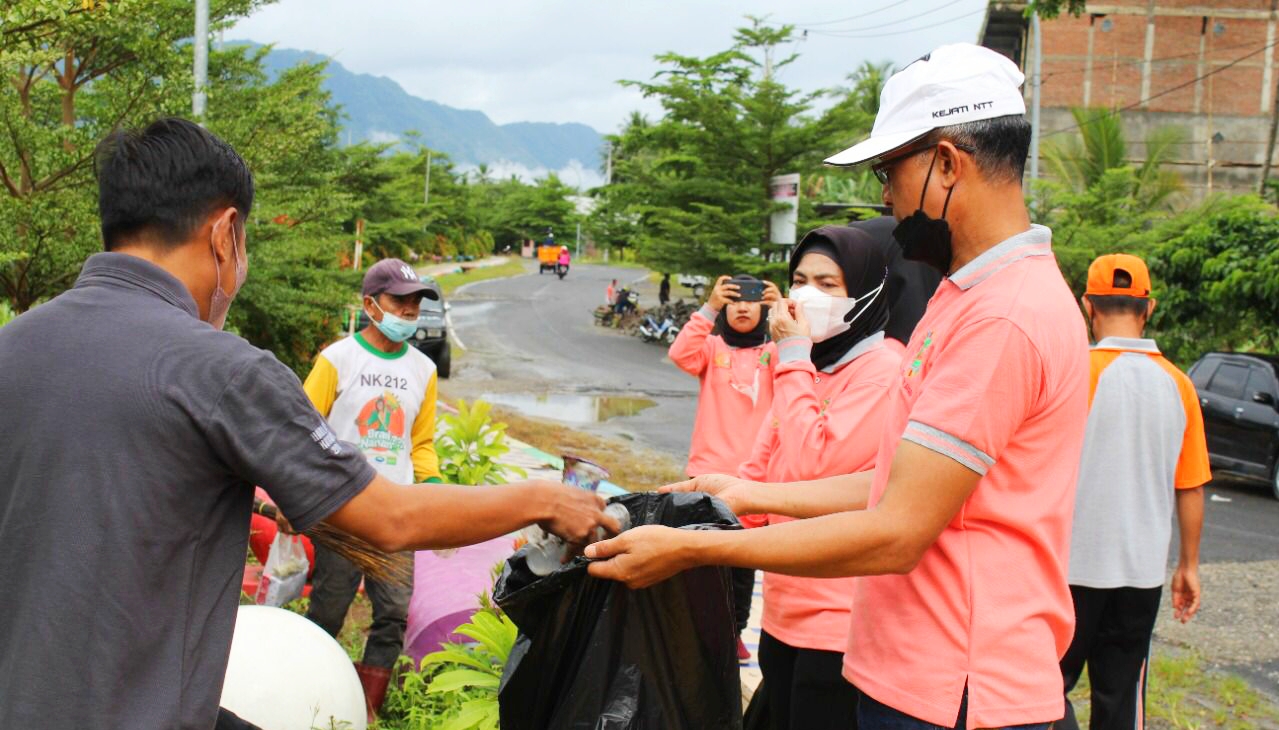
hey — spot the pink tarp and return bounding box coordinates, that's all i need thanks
[403,537,516,666]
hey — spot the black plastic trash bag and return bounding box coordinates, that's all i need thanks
[494,491,743,730]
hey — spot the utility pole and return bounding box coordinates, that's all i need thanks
[1028,11,1042,182]
[423,150,432,205]
[193,0,209,118]
[1262,3,1279,194]
[575,221,581,258]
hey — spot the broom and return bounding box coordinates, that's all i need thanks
[253,499,413,587]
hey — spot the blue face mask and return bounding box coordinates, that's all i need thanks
[371,300,418,343]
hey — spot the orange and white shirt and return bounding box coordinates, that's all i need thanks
[303,333,441,484]
[1068,338,1211,589]
[738,332,898,652]
[669,305,776,477]
[845,225,1090,728]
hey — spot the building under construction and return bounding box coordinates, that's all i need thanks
[979,1,1279,197]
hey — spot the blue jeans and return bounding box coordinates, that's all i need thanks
[859,690,1052,730]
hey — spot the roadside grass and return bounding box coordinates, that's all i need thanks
[577,252,646,268]
[430,258,526,296]
[491,406,688,491]
[1069,650,1279,729]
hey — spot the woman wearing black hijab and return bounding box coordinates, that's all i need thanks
[668,273,781,661]
[736,225,901,730]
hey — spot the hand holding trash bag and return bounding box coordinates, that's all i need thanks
[659,473,761,516]
[585,524,705,589]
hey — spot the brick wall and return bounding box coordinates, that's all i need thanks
[1018,1,1279,196]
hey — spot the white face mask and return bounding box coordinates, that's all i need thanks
[789,280,885,343]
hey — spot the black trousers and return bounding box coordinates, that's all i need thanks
[731,567,756,635]
[1059,585,1163,730]
[757,630,859,730]
[306,544,413,669]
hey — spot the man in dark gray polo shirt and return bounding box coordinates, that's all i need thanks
[0,118,615,730]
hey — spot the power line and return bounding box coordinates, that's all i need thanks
[805,7,987,39]
[767,0,913,28]
[799,0,968,35]
[1040,38,1264,83]
[1043,38,1279,138]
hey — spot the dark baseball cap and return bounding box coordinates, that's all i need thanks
[362,258,437,299]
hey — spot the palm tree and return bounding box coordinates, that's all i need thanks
[1040,107,1185,210]
[846,61,894,118]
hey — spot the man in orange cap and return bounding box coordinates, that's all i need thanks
[1060,254,1210,730]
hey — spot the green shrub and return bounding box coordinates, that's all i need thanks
[435,399,526,486]
[379,609,517,730]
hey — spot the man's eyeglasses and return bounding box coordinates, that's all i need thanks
[871,142,975,185]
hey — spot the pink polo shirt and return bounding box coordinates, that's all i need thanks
[739,333,898,652]
[669,305,777,477]
[844,225,1089,728]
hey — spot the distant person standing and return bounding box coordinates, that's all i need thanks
[1060,254,1210,730]
[302,258,444,721]
[607,278,618,306]
[659,274,671,306]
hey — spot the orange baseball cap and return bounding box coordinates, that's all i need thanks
[1086,254,1151,298]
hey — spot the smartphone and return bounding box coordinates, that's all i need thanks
[731,278,765,302]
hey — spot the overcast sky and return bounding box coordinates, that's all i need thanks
[230,0,991,134]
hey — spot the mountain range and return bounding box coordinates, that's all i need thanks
[251,45,604,171]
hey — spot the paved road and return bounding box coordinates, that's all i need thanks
[446,261,698,462]
[1185,478,1279,564]
[447,262,1279,564]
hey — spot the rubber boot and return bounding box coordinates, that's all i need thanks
[354,662,392,723]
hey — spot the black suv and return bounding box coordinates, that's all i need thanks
[357,278,452,378]
[1188,352,1279,499]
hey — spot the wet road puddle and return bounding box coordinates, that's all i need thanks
[482,393,657,423]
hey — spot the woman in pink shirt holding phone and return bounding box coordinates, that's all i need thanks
[668,273,779,658]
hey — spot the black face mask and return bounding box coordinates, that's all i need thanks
[892,149,956,275]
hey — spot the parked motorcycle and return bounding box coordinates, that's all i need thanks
[638,313,680,344]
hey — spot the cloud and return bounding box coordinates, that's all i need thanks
[461,159,605,192]
[230,0,990,133]
[366,130,400,145]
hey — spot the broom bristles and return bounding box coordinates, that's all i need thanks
[254,500,413,587]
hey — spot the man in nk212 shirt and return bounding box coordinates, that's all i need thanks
[0,117,617,730]
[302,258,445,720]
[1060,254,1210,730]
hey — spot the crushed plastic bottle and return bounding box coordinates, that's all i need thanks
[524,503,632,577]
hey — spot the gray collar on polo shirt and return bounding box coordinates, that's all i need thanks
[76,252,200,318]
[1093,336,1160,354]
[948,224,1054,292]
[822,331,887,374]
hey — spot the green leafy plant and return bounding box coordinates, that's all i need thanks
[435,399,526,486]
[0,301,16,329]
[379,609,517,730]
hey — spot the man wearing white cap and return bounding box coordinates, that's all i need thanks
[586,44,1090,730]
